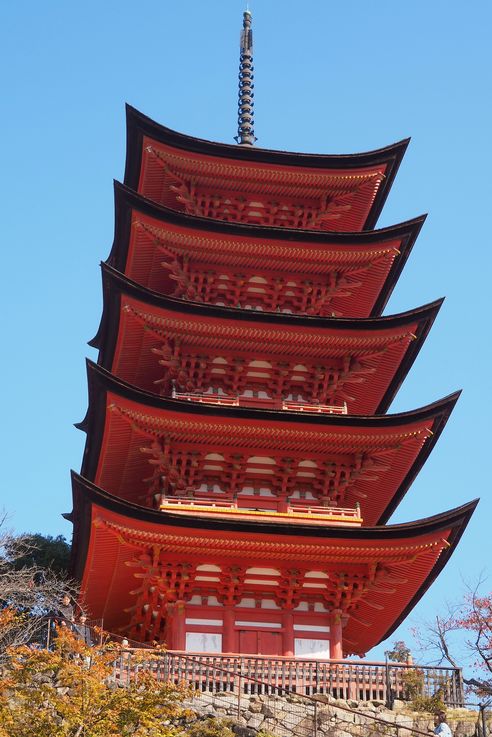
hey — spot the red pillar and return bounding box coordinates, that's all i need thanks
[278,496,289,513]
[223,606,235,653]
[283,610,294,657]
[165,602,175,649]
[173,600,186,651]
[330,608,343,660]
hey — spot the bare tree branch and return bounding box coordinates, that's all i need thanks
[0,522,78,657]
[413,579,492,697]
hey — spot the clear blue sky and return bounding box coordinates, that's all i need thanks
[1,0,491,659]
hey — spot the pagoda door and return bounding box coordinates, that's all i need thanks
[239,629,282,655]
[259,630,282,655]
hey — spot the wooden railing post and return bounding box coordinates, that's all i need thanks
[237,669,242,719]
[88,646,464,711]
[385,662,392,709]
[479,704,487,737]
[457,668,464,707]
[46,618,52,650]
[348,664,357,700]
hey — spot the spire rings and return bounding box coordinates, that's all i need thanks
[235,10,257,145]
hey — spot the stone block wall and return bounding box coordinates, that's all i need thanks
[185,690,491,737]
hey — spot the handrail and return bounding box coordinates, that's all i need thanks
[158,496,361,520]
[38,620,464,718]
[120,647,457,670]
[172,391,347,415]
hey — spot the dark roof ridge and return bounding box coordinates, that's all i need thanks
[91,261,443,352]
[70,470,477,539]
[123,105,409,231]
[69,470,476,649]
[89,264,441,418]
[77,359,460,432]
[75,362,459,524]
[111,179,427,245]
[106,182,424,318]
[124,104,411,166]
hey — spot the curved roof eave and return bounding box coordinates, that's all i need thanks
[78,359,460,433]
[92,261,443,349]
[91,263,442,417]
[123,104,410,174]
[375,498,477,646]
[71,470,477,539]
[69,470,477,583]
[106,181,425,287]
[123,105,410,231]
[76,361,460,524]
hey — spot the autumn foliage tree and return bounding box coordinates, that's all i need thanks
[0,623,191,737]
[414,583,492,697]
[386,640,411,663]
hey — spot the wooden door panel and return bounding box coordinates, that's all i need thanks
[258,630,282,655]
[239,629,258,654]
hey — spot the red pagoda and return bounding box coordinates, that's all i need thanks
[69,11,476,659]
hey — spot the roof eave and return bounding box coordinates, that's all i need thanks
[123,104,410,231]
[93,263,443,416]
[77,361,460,522]
[71,470,478,542]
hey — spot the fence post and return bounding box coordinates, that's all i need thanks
[480,704,487,737]
[46,618,51,650]
[457,668,465,708]
[385,662,393,709]
[314,698,318,737]
[237,670,242,719]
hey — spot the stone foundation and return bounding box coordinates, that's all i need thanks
[185,691,490,737]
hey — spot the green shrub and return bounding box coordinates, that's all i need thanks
[411,693,445,713]
[187,718,236,737]
[401,669,445,713]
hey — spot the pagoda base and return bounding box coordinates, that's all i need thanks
[130,600,343,659]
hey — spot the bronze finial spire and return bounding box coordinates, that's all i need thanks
[235,8,257,145]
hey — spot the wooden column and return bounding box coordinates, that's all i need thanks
[278,497,289,514]
[165,602,175,649]
[223,606,235,653]
[282,610,294,657]
[173,600,186,651]
[330,608,343,659]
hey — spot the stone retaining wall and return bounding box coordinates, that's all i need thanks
[185,690,490,737]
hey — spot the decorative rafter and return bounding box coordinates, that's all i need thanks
[106,403,429,508]
[124,302,412,405]
[124,550,195,641]
[95,520,447,642]
[134,218,399,271]
[145,148,383,231]
[108,401,432,453]
[159,251,376,315]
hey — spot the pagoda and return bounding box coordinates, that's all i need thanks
[69,11,476,659]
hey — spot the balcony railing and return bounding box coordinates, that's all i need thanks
[172,390,348,415]
[113,650,465,708]
[159,496,362,525]
[39,620,464,712]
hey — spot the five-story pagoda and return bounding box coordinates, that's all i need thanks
[69,11,476,659]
